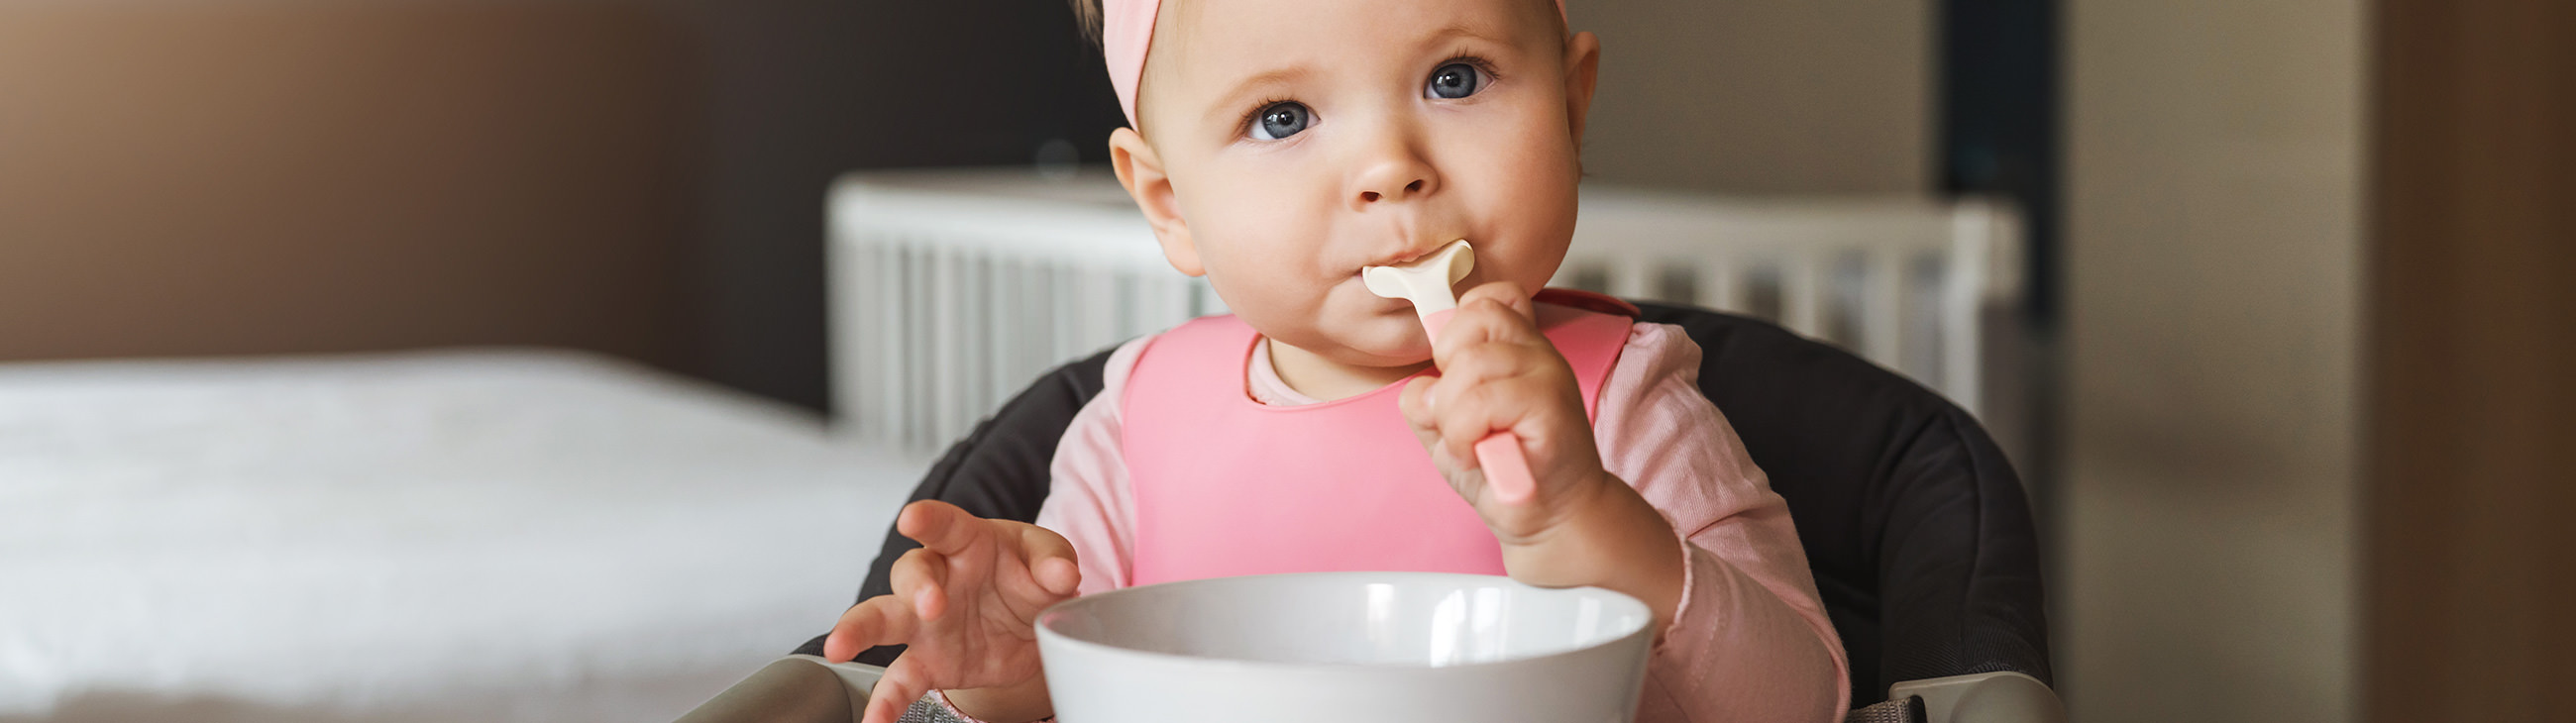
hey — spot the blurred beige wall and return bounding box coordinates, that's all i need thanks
[1569,0,1929,194]
[2063,0,2363,721]
[0,1,697,368]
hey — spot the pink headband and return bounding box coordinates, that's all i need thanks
[1102,0,1567,128]
[1102,0,1160,127]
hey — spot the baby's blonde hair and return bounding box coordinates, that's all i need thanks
[1068,0,1107,48]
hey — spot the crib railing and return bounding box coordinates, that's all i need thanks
[828,167,2021,452]
[1550,188,2022,423]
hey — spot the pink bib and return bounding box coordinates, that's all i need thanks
[1121,295,1637,585]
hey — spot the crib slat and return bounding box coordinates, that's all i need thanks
[903,243,933,447]
[967,252,994,440]
[1084,268,1121,356]
[1781,258,1826,338]
[959,249,986,444]
[988,258,1016,406]
[931,247,963,446]
[1862,248,1905,370]
[836,238,870,438]
[879,243,905,445]
[912,244,935,447]
[1943,205,1993,416]
[1017,259,1050,394]
[1050,266,1076,363]
[1904,253,1947,389]
[1114,272,1141,342]
[946,251,966,432]
[1142,275,1172,336]
[966,251,994,422]
[1697,258,1740,312]
[1609,256,1655,300]
[954,250,978,435]
[982,254,1009,416]
[869,242,899,442]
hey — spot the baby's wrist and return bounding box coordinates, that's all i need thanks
[1495,473,1685,629]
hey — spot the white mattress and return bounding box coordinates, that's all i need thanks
[0,350,929,722]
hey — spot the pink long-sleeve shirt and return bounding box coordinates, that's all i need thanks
[1012,319,1850,722]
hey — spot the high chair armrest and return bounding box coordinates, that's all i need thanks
[1885,671,2066,723]
[675,655,884,723]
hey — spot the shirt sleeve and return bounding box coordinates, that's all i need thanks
[1596,322,1854,723]
[1030,337,1150,598]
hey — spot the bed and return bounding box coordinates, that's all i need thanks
[0,350,924,723]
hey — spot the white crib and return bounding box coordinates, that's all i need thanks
[827,166,2022,452]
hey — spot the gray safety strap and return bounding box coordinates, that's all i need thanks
[897,690,978,723]
[1845,695,1927,723]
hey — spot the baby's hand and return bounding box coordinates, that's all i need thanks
[1397,281,1616,544]
[1397,282,1683,617]
[821,500,1080,723]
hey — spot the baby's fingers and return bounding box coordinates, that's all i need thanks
[822,594,917,663]
[1401,374,1482,477]
[1430,284,1540,362]
[1399,375,1444,441]
[891,548,953,622]
[1454,281,1537,320]
[861,655,934,723]
[897,500,987,557]
[1426,375,1511,465]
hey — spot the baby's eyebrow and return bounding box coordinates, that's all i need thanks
[1203,65,1314,127]
[1422,21,1513,48]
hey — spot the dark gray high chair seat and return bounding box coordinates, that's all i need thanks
[700,302,2060,723]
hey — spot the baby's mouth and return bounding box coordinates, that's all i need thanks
[1363,246,1447,271]
[1357,238,1471,276]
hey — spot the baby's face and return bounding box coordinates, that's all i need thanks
[1124,0,1593,367]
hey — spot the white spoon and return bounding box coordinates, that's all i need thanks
[1362,240,1537,504]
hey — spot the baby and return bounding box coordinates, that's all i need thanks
[821,0,1850,721]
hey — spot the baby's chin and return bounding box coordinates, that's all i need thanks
[1252,310,1426,366]
[1318,310,1439,366]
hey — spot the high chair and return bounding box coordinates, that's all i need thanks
[680,301,2063,723]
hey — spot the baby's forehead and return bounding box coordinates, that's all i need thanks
[1144,0,1560,105]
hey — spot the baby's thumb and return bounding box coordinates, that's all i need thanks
[1034,556,1080,596]
[1017,524,1083,597]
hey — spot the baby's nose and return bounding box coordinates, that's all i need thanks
[1348,142,1440,208]
[1360,179,1427,204]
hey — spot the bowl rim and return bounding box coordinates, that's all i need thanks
[1033,570,1657,671]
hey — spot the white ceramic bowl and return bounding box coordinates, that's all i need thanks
[1035,571,1655,723]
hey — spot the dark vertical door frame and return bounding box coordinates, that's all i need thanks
[2366,1,2576,720]
[1939,0,2060,331]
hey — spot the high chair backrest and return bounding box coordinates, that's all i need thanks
[1621,302,2053,704]
[804,302,2054,712]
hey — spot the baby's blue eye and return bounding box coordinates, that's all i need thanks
[1427,62,1484,99]
[1251,102,1312,141]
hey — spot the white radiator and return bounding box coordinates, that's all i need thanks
[828,167,2022,452]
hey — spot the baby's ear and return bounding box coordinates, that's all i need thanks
[1109,129,1205,277]
[1560,31,1602,145]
